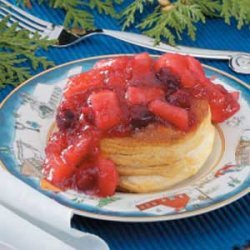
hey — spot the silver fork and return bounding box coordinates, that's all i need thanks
[1,0,250,74]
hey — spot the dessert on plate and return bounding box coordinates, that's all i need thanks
[42,53,240,197]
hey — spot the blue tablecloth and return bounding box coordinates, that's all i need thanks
[1,2,249,250]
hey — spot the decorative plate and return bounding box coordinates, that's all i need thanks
[0,55,249,222]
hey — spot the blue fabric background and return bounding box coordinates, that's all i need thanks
[1,2,249,249]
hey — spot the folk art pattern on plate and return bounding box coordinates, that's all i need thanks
[0,58,249,219]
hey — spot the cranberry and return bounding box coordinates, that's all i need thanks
[56,109,76,130]
[75,166,99,192]
[81,107,95,124]
[156,67,181,95]
[167,90,192,109]
[130,105,155,129]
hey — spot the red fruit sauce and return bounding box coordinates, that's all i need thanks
[43,53,240,197]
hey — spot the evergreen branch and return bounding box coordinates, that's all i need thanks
[4,0,250,83]
[88,0,122,18]
[190,0,221,17]
[38,0,95,29]
[19,0,124,30]
[17,0,250,44]
[221,0,250,29]
[64,8,94,30]
[0,17,55,88]
[120,0,154,30]
[0,52,31,87]
[138,6,175,44]
[138,1,206,45]
[121,0,249,45]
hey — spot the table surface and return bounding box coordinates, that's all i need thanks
[0,2,250,250]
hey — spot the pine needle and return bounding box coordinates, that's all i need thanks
[221,0,250,29]
[0,17,55,88]
[120,0,154,30]
[20,0,124,30]
[120,0,250,45]
[137,2,206,45]
[4,0,250,87]
[17,0,250,45]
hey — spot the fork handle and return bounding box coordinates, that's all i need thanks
[102,29,241,60]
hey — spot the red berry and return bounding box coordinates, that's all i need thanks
[231,91,240,101]
[94,57,131,90]
[149,100,189,131]
[155,67,180,95]
[43,154,75,186]
[186,56,206,82]
[64,69,104,99]
[167,89,192,109]
[56,109,75,130]
[155,54,188,77]
[96,156,119,197]
[126,86,165,105]
[130,105,155,129]
[75,165,99,193]
[45,131,67,155]
[94,57,131,71]
[61,134,91,167]
[155,54,206,88]
[129,53,158,86]
[89,90,122,130]
[192,82,240,123]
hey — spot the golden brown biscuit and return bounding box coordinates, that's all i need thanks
[100,99,215,193]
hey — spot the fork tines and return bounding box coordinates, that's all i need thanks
[0,0,54,37]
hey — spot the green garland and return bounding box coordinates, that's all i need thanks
[121,0,250,44]
[19,0,250,45]
[0,17,55,88]
[19,0,123,30]
[1,0,249,88]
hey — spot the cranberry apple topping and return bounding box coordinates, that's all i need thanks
[43,53,240,196]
